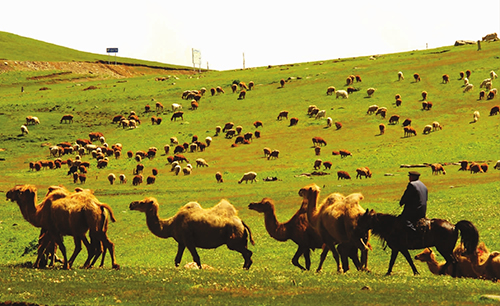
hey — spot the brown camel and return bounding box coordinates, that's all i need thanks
[299,183,370,273]
[129,197,254,269]
[455,242,500,280]
[6,184,119,269]
[248,197,366,272]
[415,244,489,278]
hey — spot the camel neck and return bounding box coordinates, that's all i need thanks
[19,192,43,227]
[305,189,320,231]
[145,207,174,238]
[262,206,290,242]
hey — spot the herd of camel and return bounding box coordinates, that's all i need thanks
[6,183,500,280]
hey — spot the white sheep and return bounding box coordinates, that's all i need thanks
[99,136,106,144]
[108,173,116,185]
[182,167,192,175]
[491,71,498,79]
[170,136,179,145]
[367,87,376,97]
[432,121,443,131]
[463,77,469,86]
[174,164,182,175]
[336,90,348,99]
[315,110,326,119]
[473,111,480,122]
[21,124,29,135]
[49,146,61,157]
[326,86,336,95]
[170,161,180,172]
[205,136,212,147]
[398,71,404,81]
[195,158,209,167]
[238,171,257,184]
[494,160,500,170]
[480,78,492,88]
[326,117,333,128]
[423,125,433,134]
[463,84,474,93]
[171,103,183,111]
[367,105,379,114]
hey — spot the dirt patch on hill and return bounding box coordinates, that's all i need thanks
[0,60,196,79]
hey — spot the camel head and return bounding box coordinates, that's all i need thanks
[414,248,434,262]
[298,183,320,198]
[248,198,274,213]
[6,185,36,204]
[129,197,158,213]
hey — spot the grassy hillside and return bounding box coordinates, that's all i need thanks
[0,37,500,305]
[0,31,190,69]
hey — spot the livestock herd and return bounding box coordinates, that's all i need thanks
[8,47,500,284]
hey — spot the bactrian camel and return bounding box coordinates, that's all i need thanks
[6,184,119,269]
[129,197,255,269]
[248,197,366,272]
[414,243,490,278]
[299,183,370,273]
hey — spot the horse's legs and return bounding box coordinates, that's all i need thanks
[436,247,456,276]
[386,249,399,276]
[291,246,307,270]
[400,249,419,275]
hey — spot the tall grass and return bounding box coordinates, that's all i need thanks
[0,37,500,305]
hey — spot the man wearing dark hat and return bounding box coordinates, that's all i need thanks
[399,171,428,234]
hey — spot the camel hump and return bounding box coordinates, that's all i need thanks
[181,201,203,211]
[210,199,238,217]
[321,193,345,208]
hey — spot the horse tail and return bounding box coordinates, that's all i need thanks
[455,220,479,255]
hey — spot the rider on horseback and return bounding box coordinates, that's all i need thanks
[399,171,428,236]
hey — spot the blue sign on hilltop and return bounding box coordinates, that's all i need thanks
[106,48,118,53]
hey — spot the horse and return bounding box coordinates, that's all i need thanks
[357,209,479,276]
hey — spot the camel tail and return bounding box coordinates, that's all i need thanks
[100,203,117,222]
[455,220,479,256]
[242,220,255,246]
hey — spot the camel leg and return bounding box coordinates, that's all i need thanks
[51,233,69,270]
[69,235,90,268]
[97,233,119,269]
[175,244,186,267]
[386,249,399,276]
[400,248,419,275]
[316,246,329,272]
[291,246,307,270]
[186,245,202,268]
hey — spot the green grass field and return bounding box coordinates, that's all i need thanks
[0,32,500,305]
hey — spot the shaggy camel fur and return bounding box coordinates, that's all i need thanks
[299,183,370,273]
[415,244,489,278]
[249,197,366,272]
[455,243,500,281]
[6,185,119,269]
[129,197,255,269]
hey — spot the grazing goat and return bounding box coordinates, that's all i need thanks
[389,115,400,125]
[339,149,352,158]
[442,74,450,83]
[277,110,289,120]
[356,167,372,179]
[337,171,351,180]
[313,159,322,170]
[367,105,379,114]
[430,163,446,175]
[423,125,433,134]
[238,171,258,184]
[490,105,500,116]
[379,124,385,135]
[326,86,336,95]
[463,84,474,93]
[413,73,421,82]
[398,71,404,81]
[335,122,342,130]
[268,150,280,160]
[215,172,223,183]
[238,90,246,99]
[323,161,332,170]
[312,137,327,146]
[366,88,376,97]
[280,79,285,88]
[253,121,263,128]
[171,111,184,121]
[60,114,74,123]
[432,121,443,131]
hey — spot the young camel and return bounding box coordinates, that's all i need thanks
[248,197,367,272]
[129,197,255,269]
[299,183,370,273]
[414,244,489,278]
[6,184,119,269]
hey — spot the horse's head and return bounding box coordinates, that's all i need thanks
[354,209,377,251]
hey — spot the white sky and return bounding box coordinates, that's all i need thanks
[1,1,499,71]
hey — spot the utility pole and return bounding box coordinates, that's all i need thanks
[243,52,245,70]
